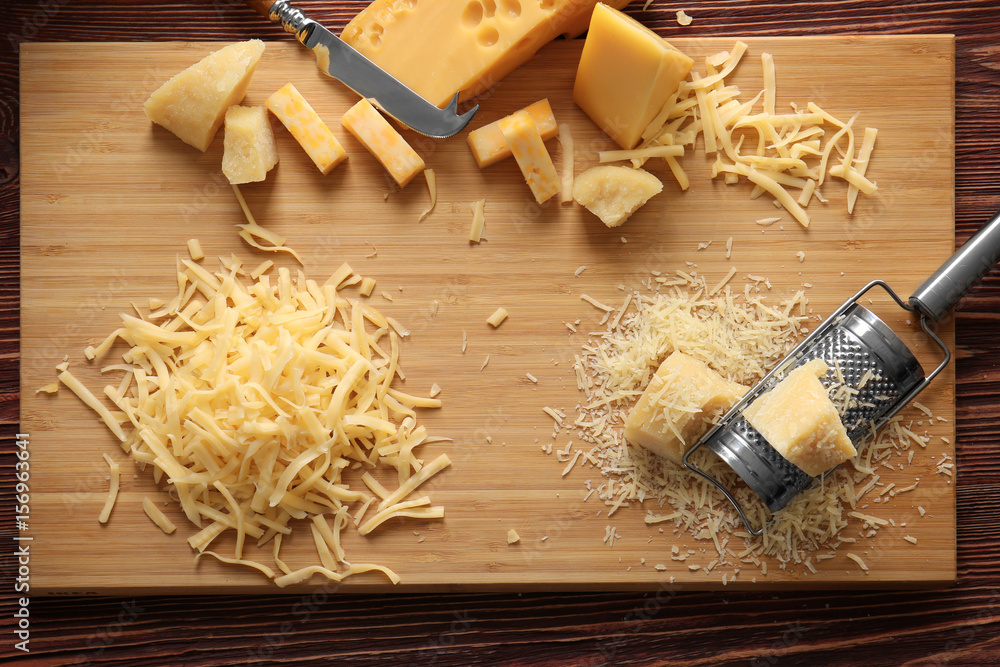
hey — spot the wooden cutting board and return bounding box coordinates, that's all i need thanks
[20,36,957,594]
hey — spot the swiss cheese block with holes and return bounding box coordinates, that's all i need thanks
[742,358,857,477]
[624,351,748,465]
[340,0,631,107]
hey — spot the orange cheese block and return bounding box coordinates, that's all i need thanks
[222,105,279,185]
[573,4,693,149]
[265,83,347,175]
[742,359,857,477]
[341,98,425,188]
[143,40,264,152]
[340,0,632,108]
[468,99,558,168]
[624,351,747,465]
[499,110,560,204]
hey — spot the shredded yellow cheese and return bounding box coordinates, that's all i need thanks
[99,453,120,524]
[469,198,486,243]
[61,250,451,586]
[142,497,177,534]
[418,168,437,222]
[643,41,879,225]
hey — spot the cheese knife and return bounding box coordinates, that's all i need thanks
[244,0,477,138]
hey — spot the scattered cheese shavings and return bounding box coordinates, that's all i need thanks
[846,552,870,572]
[418,168,437,221]
[231,184,304,264]
[143,497,177,534]
[469,198,486,243]
[98,453,120,524]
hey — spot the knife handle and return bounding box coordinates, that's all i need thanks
[244,0,313,40]
[244,0,278,19]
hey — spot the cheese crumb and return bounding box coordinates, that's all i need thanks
[487,307,509,328]
[676,10,693,25]
[507,529,520,544]
[186,238,204,261]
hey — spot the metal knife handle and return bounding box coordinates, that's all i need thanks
[244,0,313,42]
[909,208,1000,321]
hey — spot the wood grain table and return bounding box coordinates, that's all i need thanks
[2,1,1000,664]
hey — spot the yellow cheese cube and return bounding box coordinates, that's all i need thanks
[341,0,631,108]
[499,110,560,204]
[222,105,279,185]
[742,359,857,477]
[572,165,662,227]
[341,98,425,188]
[266,83,347,175]
[624,351,747,465]
[143,40,265,152]
[468,99,558,168]
[573,4,693,149]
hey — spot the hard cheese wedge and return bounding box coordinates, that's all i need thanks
[468,99,558,168]
[265,83,347,175]
[742,358,857,477]
[499,110,560,204]
[340,0,632,107]
[572,165,662,227]
[341,98,425,188]
[222,105,279,185]
[624,351,747,465]
[144,39,265,152]
[573,4,693,149]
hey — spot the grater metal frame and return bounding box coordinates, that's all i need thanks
[682,279,952,536]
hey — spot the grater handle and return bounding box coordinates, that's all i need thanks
[909,208,1000,320]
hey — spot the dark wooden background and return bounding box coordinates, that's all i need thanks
[3,1,1000,664]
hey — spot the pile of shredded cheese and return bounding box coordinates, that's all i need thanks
[563,269,935,577]
[632,41,879,227]
[59,254,451,587]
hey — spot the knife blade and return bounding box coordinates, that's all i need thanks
[245,0,477,139]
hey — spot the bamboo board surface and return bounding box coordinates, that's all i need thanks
[20,36,956,594]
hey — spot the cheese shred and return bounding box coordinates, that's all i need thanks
[61,251,451,586]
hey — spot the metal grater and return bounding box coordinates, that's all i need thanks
[684,208,1000,535]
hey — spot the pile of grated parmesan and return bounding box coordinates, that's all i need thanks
[564,269,935,576]
[59,254,451,587]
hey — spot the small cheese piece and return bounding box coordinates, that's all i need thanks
[142,497,177,534]
[470,198,487,242]
[499,110,560,204]
[742,359,857,477]
[266,83,347,174]
[222,105,279,184]
[341,0,631,107]
[468,99,558,168]
[573,5,693,149]
[624,351,747,464]
[572,165,663,227]
[507,529,521,544]
[144,40,264,152]
[487,307,508,327]
[341,98,425,188]
[186,238,204,261]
